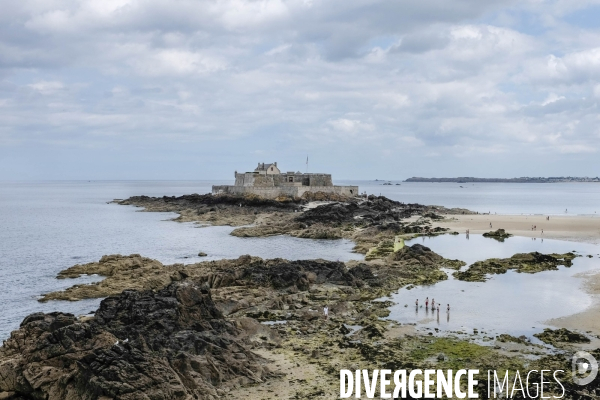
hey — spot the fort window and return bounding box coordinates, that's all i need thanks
[350,190,353,194]
[288,177,293,182]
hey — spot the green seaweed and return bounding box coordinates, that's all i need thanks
[453,252,577,282]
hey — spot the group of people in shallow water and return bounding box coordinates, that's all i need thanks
[416,297,450,323]
[415,297,450,313]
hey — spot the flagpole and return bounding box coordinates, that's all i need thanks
[306,155,308,173]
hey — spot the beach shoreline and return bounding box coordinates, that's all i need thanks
[433,213,600,336]
[433,214,600,245]
[546,269,600,337]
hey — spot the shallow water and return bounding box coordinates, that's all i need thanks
[2,180,599,342]
[386,235,600,339]
[0,181,362,341]
[345,180,600,215]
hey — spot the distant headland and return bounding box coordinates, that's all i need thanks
[405,176,600,183]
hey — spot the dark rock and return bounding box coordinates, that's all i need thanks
[482,229,512,242]
[497,334,528,344]
[454,252,577,282]
[121,193,302,210]
[0,283,272,399]
[240,259,360,290]
[295,197,437,228]
[534,328,590,345]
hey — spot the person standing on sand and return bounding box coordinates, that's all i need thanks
[447,304,450,312]
[425,297,429,309]
[432,298,435,309]
[415,299,418,307]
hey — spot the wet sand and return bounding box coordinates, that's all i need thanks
[546,269,600,338]
[434,214,600,245]
[433,214,600,336]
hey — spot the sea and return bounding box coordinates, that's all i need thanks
[1,180,599,341]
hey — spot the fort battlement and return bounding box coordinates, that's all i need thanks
[212,162,358,199]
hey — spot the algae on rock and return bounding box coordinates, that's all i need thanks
[482,228,512,242]
[534,328,590,345]
[453,252,577,282]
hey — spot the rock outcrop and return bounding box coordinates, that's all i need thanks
[0,283,272,400]
[534,328,590,345]
[119,193,470,259]
[41,254,170,302]
[40,246,464,304]
[453,252,577,282]
[482,228,512,241]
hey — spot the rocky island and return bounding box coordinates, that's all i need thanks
[1,192,597,399]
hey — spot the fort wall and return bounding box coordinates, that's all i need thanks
[234,172,333,187]
[214,162,357,199]
[212,185,358,199]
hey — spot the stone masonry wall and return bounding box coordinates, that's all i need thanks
[211,185,358,199]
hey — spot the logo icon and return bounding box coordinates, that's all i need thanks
[572,351,598,386]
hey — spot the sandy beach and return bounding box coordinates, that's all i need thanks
[434,214,600,245]
[432,214,600,336]
[546,269,600,339]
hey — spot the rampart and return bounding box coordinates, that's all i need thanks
[212,185,358,199]
[213,162,358,199]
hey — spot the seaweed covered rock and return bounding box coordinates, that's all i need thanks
[118,193,303,227]
[453,252,577,282]
[390,244,445,265]
[0,283,271,400]
[390,244,466,270]
[497,334,529,344]
[482,228,512,242]
[534,328,590,345]
[240,259,360,290]
[41,255,365,302]
[120,192,302,210]
[423,212,443,220]
[295,197,426,227]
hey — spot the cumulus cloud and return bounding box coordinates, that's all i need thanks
[0,0,599,179]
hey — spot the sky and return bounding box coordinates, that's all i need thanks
[1,0,600,180]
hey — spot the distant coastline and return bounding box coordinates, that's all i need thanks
[404,176,600,183]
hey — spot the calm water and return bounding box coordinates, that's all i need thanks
[387,234,600,338]
[1,180,600,341]
[344,180,600,215]
[0,181,362,340]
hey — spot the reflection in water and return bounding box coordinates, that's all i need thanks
[387,234,599,337]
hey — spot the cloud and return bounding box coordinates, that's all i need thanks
[1,0,600,179]
[27,81,65,94]
[522,47,600,84]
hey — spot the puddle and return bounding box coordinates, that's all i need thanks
[343,324,362,336]
[386,235,600,338]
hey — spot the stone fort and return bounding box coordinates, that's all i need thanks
[212,162,358,199]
